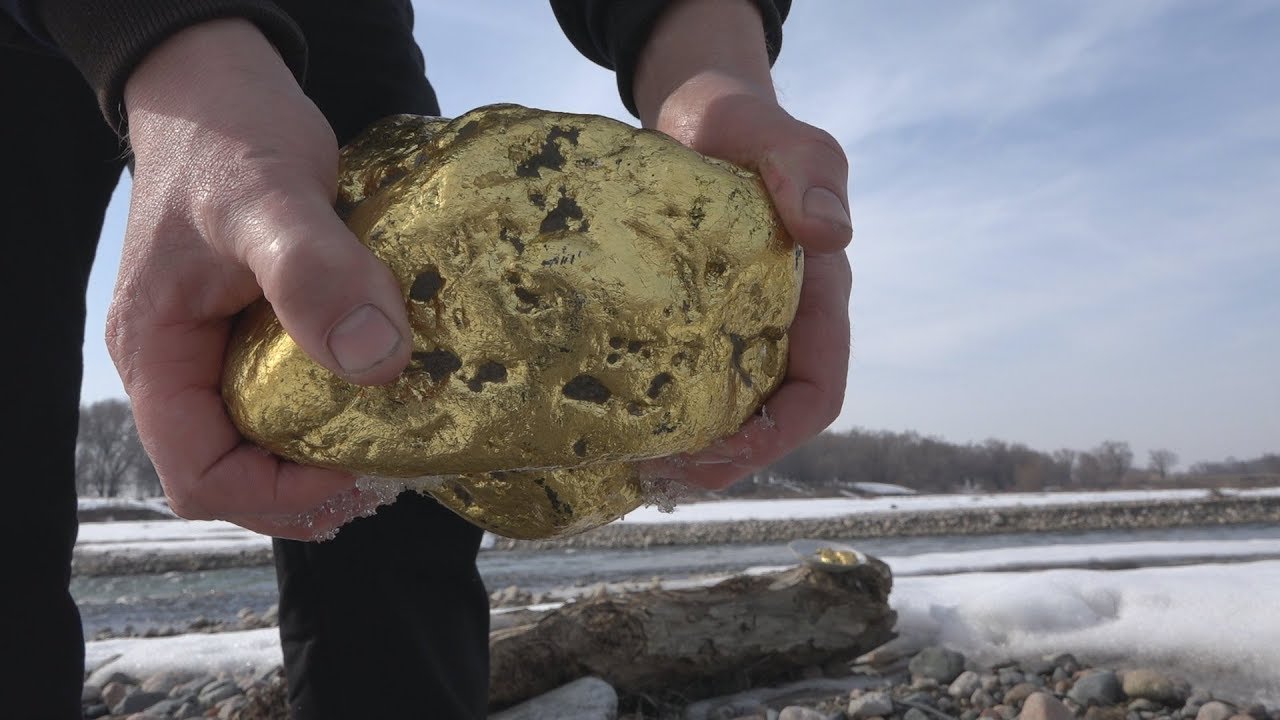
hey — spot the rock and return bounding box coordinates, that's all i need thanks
[909,646,967,684]
[82,684,104,704]
[1084,707,1127,720]
[1130,700,1166,713]
[971,690,996,709]
[1021,693,1076,720]
[217,695,248,719]
[950,671,982,698]
[1226,715,1257,720]
[262,603,280,625]
[116,689,169,715]
[1069,671,1125,708]
[711,701,768,720]
[490,676,618,720]
[143,697,188,716]
[778,708,826,720]
[1052,668,1070,683]
[1050,654,1082,674]
[1123,669,1190,706]
[1021,657,1058,677]
[173,701,205,719]
[492,584,534,607]
[102,681,130,711]
[903,692,935,708]
[998,667,1025,687]
[1243,706,1269,720]
[1197,702,1237,720]
[92,670,138,688]
[82,703,109,719]
[848,691,894,718]
[981,674,1001,692]
[1003,682,1039,706]
[140,671,198,695]
[903,709,931,720]
[224,105,801,541]
[197,679,240,706]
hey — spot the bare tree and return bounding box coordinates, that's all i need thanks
[76,399,149,498]
[1093,440,1134,486]
[1148,449,1179,480]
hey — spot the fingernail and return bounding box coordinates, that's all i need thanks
[327,304,402,374]
[803,187,852,231]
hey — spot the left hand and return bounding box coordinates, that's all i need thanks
[633,0,853,489]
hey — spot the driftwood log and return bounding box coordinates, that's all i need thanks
[488,558,896,710]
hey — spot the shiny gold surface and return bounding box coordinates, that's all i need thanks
[224,104,801,538]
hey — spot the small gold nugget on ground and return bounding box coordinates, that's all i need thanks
[224,104,802,538]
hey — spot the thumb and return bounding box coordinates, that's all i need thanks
[756,123,854,254]
[233,189,411,385]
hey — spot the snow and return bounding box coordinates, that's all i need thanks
[75,487,1280,557]
[618,487,1280,524]
[850,482,917,496]
[84,538,1280,706]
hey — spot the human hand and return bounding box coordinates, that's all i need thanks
[634,0,853,489]
[107,19,411,538]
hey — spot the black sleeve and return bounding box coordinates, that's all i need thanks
[9,0,307,131]
[549,0,790,118]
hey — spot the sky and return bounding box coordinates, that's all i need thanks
[79,2,1280,468]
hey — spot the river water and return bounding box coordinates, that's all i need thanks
[72,523,1280,639]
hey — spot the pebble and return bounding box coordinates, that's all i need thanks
[1021,693,1076,720]
[1124,669,1192,706]
[72,648,1278,720]
[908,646,966,684]
[949,670,982,698]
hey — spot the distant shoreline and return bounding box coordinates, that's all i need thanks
[495,493,1280,550]
[72,493,1280,576]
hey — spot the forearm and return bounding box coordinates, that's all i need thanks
[633,0,775,128]
[12,0,305,130]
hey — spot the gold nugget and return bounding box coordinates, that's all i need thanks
[223,105,802,538]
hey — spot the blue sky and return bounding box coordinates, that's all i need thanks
[80,2,1279,467]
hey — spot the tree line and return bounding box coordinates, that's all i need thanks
[77,398,1278,499]
[723,428,1280,497]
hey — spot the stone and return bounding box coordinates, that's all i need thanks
[1226,715,1256,720]
[903,709,930,720]
[1243,706,1269,720]
[140,671,198,695]
[998,667,1025,687]
[1131,700,1166,712]
[102,681,130,712]
[711,701,767,720]
[779,708,826,720]
[903,692,935,707]
[950,670,982,698]
[1069,671,1125,708]
[1021,657,1058,676]
[971,689,996,709]
[224,105,801,541]
[981,674,1001,692]
[1050,654,1082,674]
[848,691,894,718]
[174,701,205,719]
[1084,707,1127,720]
[1003,682,1039,706]
[82,704,109,719]
[490,676,618,720]
[1197,702,1236,720]
[82,684,104,704]
[218,695,248,719]
[909,646,967,684]
[115,689,169,715]
[1020,693,1076,720]
[197,679,240,706]
[92,670,138,688]
[1123,669,1190,706]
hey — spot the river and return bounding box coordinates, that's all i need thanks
[71,522,1280,639]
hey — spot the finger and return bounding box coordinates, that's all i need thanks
[646,250,852,489]
[757,129,853,253]
[225,484,392,541]
[224,188,412,385]
[110,277,358,521]
[671,94,852,253]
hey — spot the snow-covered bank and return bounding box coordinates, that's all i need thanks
[85,558,1280,708]
[72,488,1280,574]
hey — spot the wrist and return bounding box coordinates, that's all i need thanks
[634,0,776,128]
[124,18,303,152]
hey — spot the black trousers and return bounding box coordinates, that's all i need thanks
[4,7,489,719]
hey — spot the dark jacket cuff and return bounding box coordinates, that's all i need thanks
[36,1,307,132]
[550,0,789,118]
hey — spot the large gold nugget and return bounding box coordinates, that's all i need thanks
[223,104,802,538]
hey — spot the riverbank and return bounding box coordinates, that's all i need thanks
[72,491,1280,576]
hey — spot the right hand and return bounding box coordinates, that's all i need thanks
[107,19,410,539]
